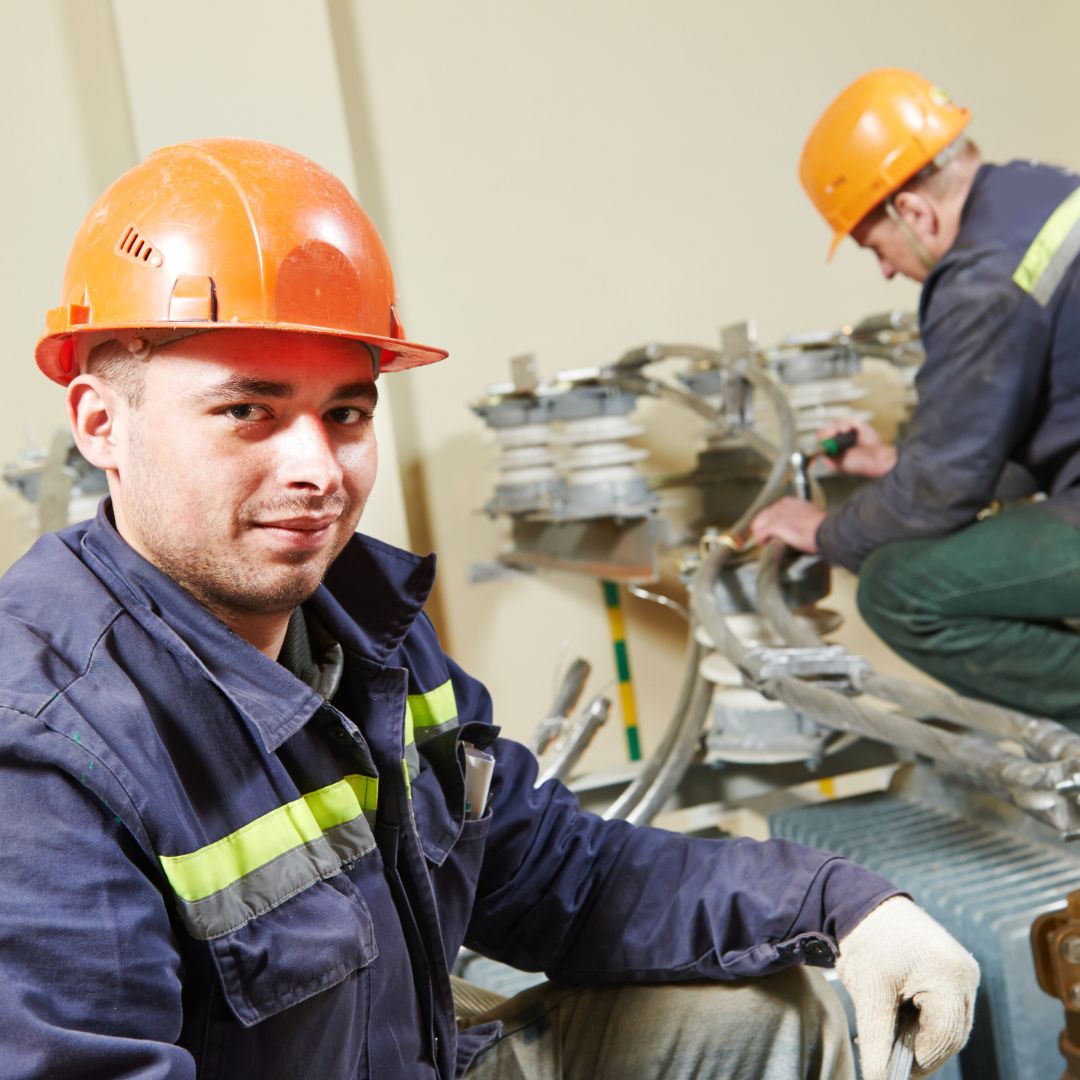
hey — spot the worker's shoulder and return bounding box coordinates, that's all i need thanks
[958,160,1080,258]
[0,526,127,716]
[924,162,1080,327]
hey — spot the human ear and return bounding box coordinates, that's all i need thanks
[67,376,123,473]
[893,190,939,237]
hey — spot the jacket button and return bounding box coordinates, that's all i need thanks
[803,939,833,963]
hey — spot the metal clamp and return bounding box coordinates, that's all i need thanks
[739,645,870,691]
[698,529,758,560]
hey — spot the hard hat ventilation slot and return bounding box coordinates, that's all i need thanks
[116,225,163,268]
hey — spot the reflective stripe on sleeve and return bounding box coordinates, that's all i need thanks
[1013,186,1080,306]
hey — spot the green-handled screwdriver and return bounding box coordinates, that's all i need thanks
[818,429,858,459]
[791,428,861,501]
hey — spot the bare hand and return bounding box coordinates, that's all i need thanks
[816,418,897,478]
[749,497,826,553]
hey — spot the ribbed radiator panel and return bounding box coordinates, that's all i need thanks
[771,793,1080,1080]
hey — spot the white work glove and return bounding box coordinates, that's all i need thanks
[836,896,979,1080]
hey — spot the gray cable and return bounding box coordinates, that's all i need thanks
[755,538,821,649]
[620,670,714,826]
[755,535,1080,770]
[530,657,591,756]
[537,696,612,786]
[854,670,1080,763]
[603,637,705,821]
[627,583,689,622]
[767,676,1076,832]
[599,344,803,824]
[606,337,1080,833]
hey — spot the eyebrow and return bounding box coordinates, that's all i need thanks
[331,382,379,406]
[192,377,378,406]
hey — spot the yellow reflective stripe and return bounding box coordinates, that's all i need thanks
[160,774,379,902]
[404,679,458,746]
[306,774,378,830]
[1013,187,1080,296]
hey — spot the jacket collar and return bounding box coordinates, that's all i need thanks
[318,532,436,665]
[79,501,436,752]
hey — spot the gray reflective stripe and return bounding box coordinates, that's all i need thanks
[1013,186,1080,306]
[404,741,421,781]
[414,717,460,744]
[403,679,460,781]
[405,720,459,780]
[173,816,377,941]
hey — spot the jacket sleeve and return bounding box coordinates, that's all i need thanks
[816,268,1053,572]
[0,710,195,1078]
[453,667,900,982]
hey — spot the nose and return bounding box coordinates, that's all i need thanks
[277,415,344,494]
[878,255,896,281]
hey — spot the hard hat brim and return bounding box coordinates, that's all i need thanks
[35,322,449,387]
[827,228,848,261]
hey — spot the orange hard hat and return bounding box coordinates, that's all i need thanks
[799,68,972,258]
[36,138,447,385]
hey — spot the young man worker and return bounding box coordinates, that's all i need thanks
[0,138,976,1079]
[753,68,1080,722]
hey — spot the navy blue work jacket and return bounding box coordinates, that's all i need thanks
[0,503,897,1078]
[818,161,1080,571]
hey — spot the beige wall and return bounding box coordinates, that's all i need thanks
[4,0,1080,765]
[0,0,409,560]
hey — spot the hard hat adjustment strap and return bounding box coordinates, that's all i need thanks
[884,198,939,273]
[931,134,969,171]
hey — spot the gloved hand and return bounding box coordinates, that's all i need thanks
[836,896,979,1080]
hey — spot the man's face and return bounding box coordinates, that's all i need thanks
[108,329,379,624]
[851,212,931,284]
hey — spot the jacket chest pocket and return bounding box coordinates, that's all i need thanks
[190,871,380,1080]
[159,773,384,1028]
[208,872,378,1027]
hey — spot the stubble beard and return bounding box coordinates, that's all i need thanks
[154,522,348,621]
[124,438,359,623]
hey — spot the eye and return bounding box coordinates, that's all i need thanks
[222,404,272,422]
[327,405,374,426]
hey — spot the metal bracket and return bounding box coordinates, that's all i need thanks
[740,645,870,692]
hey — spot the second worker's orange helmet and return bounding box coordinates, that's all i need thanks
[799,68,971,258]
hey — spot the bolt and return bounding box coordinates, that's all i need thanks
[1068,982,1080,1010]
[1062,936,1080,966]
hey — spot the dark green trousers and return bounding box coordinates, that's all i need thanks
[857,503,1080,723]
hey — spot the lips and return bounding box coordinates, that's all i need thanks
[255,515,339,532]
[249,515,342,553]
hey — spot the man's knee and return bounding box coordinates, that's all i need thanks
[683,969,852,1079]
[561,971,853,1079]
[856,541,934,643]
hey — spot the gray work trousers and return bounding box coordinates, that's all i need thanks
[463,968,855,1079]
